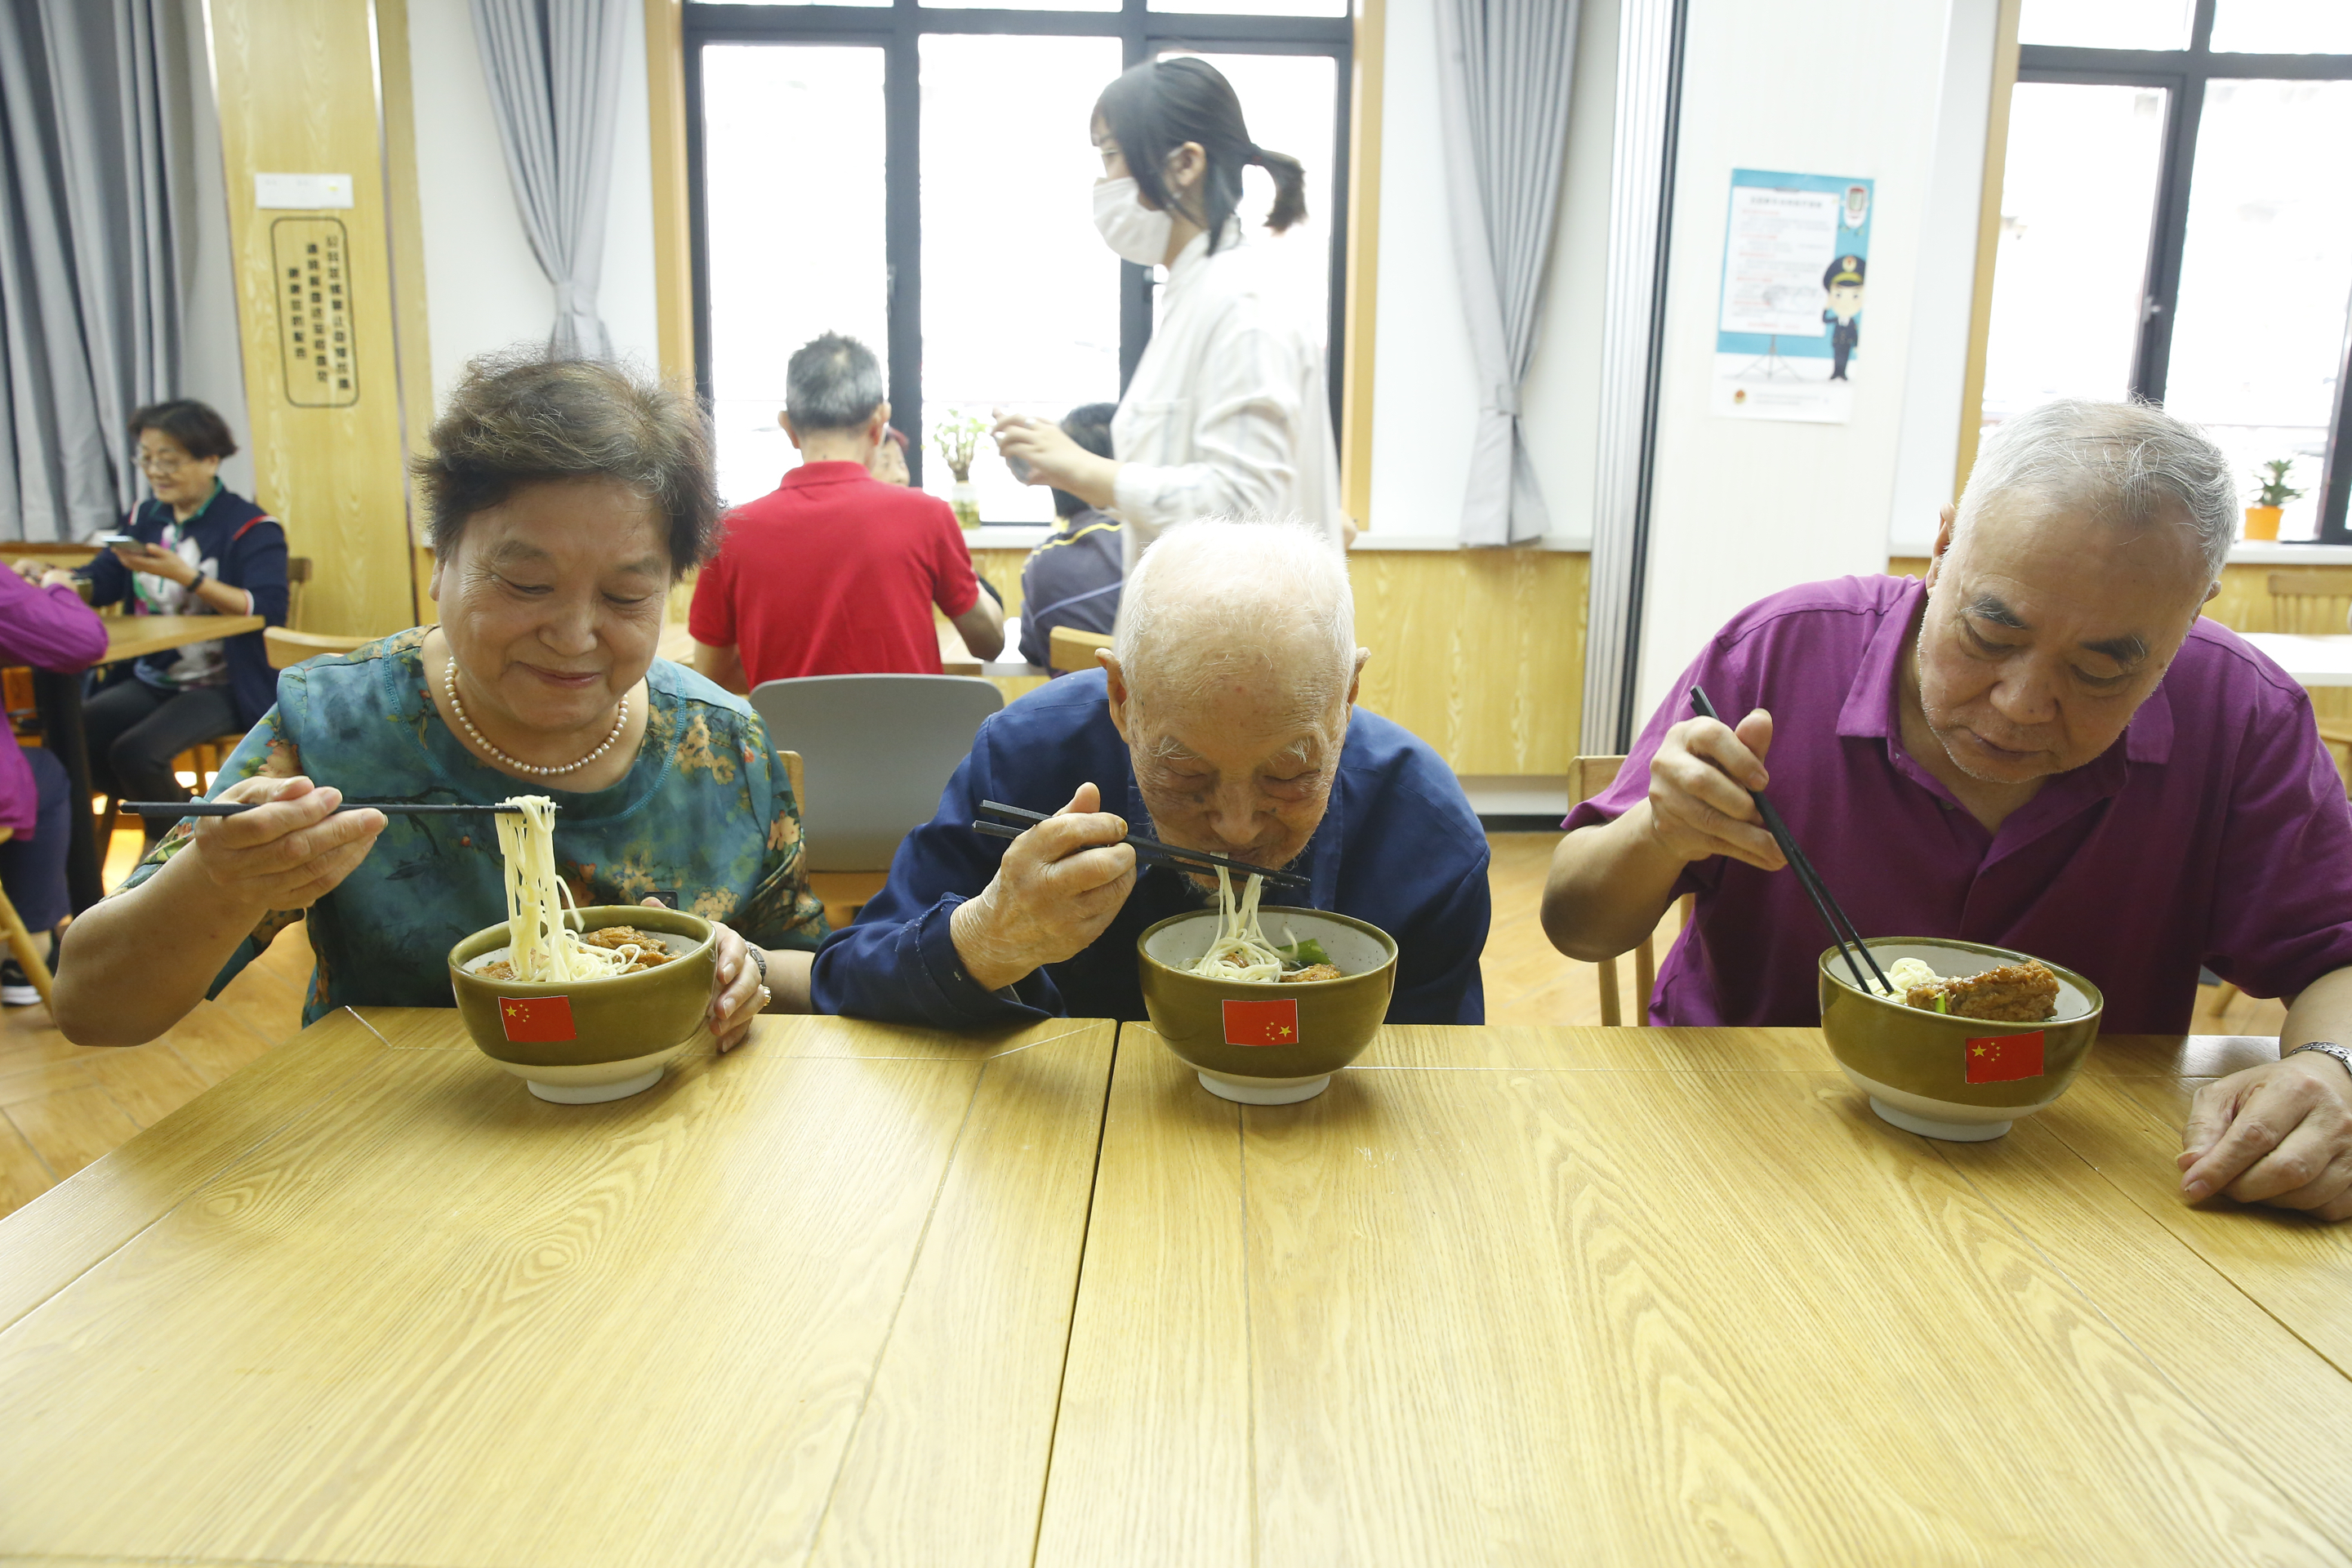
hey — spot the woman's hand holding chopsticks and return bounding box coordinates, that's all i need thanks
[1644,708,1788,874]
[949,782,1138,994]
[181,774,389,913]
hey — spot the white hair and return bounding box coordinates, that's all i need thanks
[1112,519,1356,726]
[1958,399,2236,584]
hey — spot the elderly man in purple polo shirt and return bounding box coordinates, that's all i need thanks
[1544,400,2352,1223]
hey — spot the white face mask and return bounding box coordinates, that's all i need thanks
[1093,176,1174,267]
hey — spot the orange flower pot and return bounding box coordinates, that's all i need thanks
[2245,505,2283,541]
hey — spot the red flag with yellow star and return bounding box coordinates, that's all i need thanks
[500,996,577,1044]
[1223,998,1300,1048]
[1965,1031,2044,1083]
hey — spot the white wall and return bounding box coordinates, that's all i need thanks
[1365,0,1618,541]
[1633,0,1971,718]
[406,0,662,404]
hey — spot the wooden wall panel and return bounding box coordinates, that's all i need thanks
[207,0,417,637]
[979,546,1590,775]
[1352,550,1588,775]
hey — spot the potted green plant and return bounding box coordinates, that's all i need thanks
[933,411,988,532]
[2246,457,2304,542]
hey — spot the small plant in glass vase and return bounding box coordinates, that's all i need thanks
[2244,457,2304,542]
[933,411,989,532]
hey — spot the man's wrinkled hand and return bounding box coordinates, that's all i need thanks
[1642,708,1786,873]
[950,782,1136,993]
[2178,1050,2352,1219]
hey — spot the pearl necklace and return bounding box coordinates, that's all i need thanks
[441,662,628,777]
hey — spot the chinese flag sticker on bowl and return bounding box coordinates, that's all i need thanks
[1965,1031,2044,1083]
[500,996,577,1044]
[1223,998,1300,1048]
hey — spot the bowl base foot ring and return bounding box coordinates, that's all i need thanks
[1869,1096,2011,1143]
[1198,1070,1331,1106]
[528,1067,664,1105]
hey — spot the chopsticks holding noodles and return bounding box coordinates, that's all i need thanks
[1686,687,1893,998]
[121,801,550,817]
[971,799,1310,891]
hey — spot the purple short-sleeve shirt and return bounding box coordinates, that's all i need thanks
[1566,575,2352,1033]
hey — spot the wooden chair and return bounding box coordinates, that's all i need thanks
[265,628,375,669]
[1567,755,1691,1027]
[0,828,54,1012]
[1048,626,1113,674]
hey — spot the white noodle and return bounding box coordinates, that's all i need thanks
[492,795,635,982]
[1866,956,1940,999]
[1188,867,1289,982]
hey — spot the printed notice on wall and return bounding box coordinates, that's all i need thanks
[1712,169,1873,424]
[270,217,359,408]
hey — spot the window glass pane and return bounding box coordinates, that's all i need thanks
[2212,0,2352,54]
[920,34,1124,524]
[1152,0,1349,15]
[1152,50,1339,379]
[2018,0,2191,48]
[2166,80,2352,541]
[693,0,887,7]
[1980,84,2167,431]
[702,45,889,510]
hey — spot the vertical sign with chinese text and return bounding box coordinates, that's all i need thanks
[270,217,360,408]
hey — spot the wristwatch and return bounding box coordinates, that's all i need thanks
[187,569,207,593]
[2286,1041,2352,1085]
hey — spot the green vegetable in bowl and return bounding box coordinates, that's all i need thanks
[1274,938,1333,969]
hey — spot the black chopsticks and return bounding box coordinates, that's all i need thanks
[121,801,547,817]
[972,799,1310,891]
[1686,687,1892,997]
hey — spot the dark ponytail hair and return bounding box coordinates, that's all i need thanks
[1093,56,1308,253]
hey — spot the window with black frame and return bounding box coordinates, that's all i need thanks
[684,0,1352,523]
[1983,0,2352,542]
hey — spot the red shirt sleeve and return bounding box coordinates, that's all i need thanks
[929,497,980,618]
[687,547,736,646]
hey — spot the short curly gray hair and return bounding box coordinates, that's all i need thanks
[1958,399,2235,584]
[416,349,719,573]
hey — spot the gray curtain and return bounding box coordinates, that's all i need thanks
[1433,0,1580,546]
[471,0,630,359]
[0,0,197,542]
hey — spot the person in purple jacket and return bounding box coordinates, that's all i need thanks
[0,566,107,1002]
[1544,399,2352,1223]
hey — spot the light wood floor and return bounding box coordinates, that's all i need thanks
[0,831,2287,1223]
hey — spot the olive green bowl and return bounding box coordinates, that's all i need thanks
[1820,937,2105,1142]
[448,906,716,1104]
[1138,907,1398,1105]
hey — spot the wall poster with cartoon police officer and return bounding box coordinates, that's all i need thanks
[1712,168,1873,423]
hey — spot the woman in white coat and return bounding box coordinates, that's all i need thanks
[994,56,1350,572]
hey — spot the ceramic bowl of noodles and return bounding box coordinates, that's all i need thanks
[1819,937,2104,1142]
[1138,906,1398,1105]
[448,905,716,1104]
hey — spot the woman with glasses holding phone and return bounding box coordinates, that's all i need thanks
[22,401,287,843]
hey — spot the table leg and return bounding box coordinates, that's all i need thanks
[29,668,101,912]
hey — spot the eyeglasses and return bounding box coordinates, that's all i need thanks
[135,452,191,476]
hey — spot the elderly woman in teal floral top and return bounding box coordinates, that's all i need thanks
[55,352,826,1049]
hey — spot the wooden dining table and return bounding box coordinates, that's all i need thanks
[32,611,265,911]
[2,1011,2346,1565]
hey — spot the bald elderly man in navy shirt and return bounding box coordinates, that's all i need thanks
[813,520,1490,1027]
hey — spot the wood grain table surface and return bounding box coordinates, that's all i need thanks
[1039,1025,2352,1568]
[0,1006,1115,1567]
[104,612,266,665]
[2,1017,2346,1566]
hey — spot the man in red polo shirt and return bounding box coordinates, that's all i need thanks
[691,332,1003,688]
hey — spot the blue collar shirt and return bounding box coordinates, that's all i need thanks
[810,670,1491,1028]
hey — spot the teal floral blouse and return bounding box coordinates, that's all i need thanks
[123,627,829,1024]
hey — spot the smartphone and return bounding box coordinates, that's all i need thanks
[95,532,138,549]
[1005,455,1035,484]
